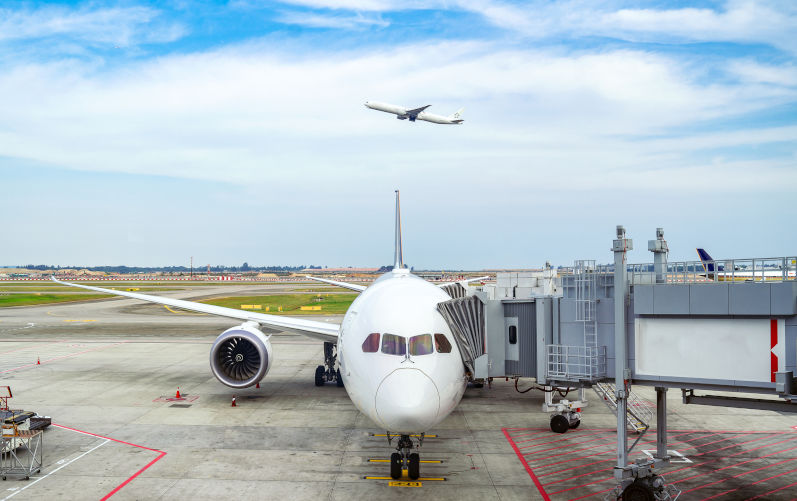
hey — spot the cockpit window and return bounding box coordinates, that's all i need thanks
[409,334,433,356]
[381,334,406,356]
[434,333,452,353]
[362,333,380,353]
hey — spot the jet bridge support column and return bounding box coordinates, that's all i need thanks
[656,387,668,459]
[613,225,632,477]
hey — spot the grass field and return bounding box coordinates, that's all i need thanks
[0,293,112,307]
[200,293,356,315]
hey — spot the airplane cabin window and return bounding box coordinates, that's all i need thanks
[362,333,380,353]
[434,333,452,353]
[409,334,433,356]
[381,334,406,356]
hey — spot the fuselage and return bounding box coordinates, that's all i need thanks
[337,268,468,433]
[364,101,463,124]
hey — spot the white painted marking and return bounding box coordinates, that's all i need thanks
[1,439,109,500]
[643,449,692,463]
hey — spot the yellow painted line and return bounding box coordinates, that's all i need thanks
[63,319,96,323]
[366,477,445,482]
[389,481,421,487]
[163,305,206,316]
[368,459,442,463]
[372,434,436,438]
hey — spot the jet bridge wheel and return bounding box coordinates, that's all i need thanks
[390,453,402,479]
[314,365,325,387]
[550,414,570,434]
[569,419,581,429]
[621,478,656,501]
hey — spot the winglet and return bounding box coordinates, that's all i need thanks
[394,190,404,270]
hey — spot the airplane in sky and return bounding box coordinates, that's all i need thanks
[53,191,486,480]
[696,248,796,281]
[364,101,464,124]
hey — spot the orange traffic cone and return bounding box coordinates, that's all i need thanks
[37,356,40,365]
[175,387,181,399]
[231,396,237,407]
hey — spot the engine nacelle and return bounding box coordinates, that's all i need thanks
[210,322,273,389]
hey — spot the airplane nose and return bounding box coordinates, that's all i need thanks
[375,369,440,433]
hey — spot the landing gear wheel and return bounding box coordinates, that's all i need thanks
[408,452,420,480]
[336,369,344,387]
[314,365,325,386]
[550,414,570,434]
[569,419,581,429]
[390,452,402,479]
[621,478,655,501]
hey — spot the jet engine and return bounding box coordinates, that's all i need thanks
[210,322,273,389]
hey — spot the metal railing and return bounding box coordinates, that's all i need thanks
[629,256,797,285]
[546,344,606,382]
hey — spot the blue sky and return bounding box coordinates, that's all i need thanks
[1,0,795,269]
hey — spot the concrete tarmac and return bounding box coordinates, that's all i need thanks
[0,287,795,500]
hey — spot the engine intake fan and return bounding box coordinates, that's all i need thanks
[210,323,272,389]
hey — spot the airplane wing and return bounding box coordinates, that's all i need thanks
[405,105,431,119]
[305,275,366,292]
[51,277,340,343]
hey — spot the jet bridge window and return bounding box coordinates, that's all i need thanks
[508,325,517,345]
[434,333,452,353]
[362,333,380,353]
[409,334,433,356]
[381,334,406,356]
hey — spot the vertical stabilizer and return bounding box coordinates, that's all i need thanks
[394,190,404,269]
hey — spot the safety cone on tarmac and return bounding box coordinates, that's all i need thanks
[256,382,260,388]
[231,396,237,407]
[175,387,181,399]
[37,356,40,365]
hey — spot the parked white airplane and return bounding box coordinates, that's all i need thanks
[364,101,464,124]
[53,191,485,480]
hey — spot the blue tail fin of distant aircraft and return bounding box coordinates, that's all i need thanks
[696,248,719,275]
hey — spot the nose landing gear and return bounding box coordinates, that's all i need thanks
[388,433,423,480]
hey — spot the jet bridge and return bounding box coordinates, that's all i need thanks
[438,227,797,499]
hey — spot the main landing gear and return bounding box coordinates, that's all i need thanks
[388,434,423,480]
[315,342,343,387]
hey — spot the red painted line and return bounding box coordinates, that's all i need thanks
[523,434,615,454]
[538,458,610,477]
[503,428,551,501]
[745,479,797,500]
[510,429,554,438]
[771,318,778,383]
[682,457,797,494]
[666,437,797,482]
[548,473,614,495]
[518,429,607,446]
[0,342,127,373]
[52,424,166,500]
[543,465,613,486]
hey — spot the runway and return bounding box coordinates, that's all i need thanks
[1,286,795,500]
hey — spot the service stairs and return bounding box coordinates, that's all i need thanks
[593,382,654,433]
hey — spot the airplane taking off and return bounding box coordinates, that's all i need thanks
[365,101,464,124]
[54,191,486,480]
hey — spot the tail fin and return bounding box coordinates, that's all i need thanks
[394,190,404,270]
[451,107,464,120]
[696,248,716,274]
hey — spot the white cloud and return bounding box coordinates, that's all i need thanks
[277,10,390,28]
[0,39,794,197]
[0,5,185,47]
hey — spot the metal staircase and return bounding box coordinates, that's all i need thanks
[593,382,654,433]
